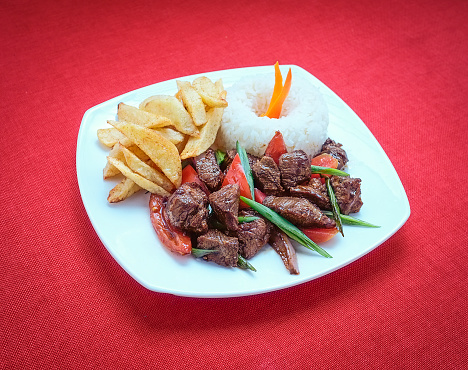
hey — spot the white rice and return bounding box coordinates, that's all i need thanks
[215,73,329,157]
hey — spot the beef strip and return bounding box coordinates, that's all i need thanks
[208,184,240,231]
[263,195,336,228]
[237,209,272,259]
[165,182,209,233]
[320,138,348,170]
[289,177,331,210]
[194,149,224,191]
[330,176,363,214]
[252,156,284,195]
[278,150,312,189]
[197,229,239,267]
[269,227,299,275]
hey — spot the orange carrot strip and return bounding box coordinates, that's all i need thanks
[261,62,283,117]
[265,67,292,119]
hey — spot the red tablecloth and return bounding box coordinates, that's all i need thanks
[1,0,467,368]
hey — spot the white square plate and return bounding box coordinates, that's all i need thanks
[76,65,410,298]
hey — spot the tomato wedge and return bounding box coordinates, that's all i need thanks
[301,227,339,243]
[181,164,210,195]
[311,153,338,168]
[254,188,267,204]
[149,194,191,255]
[264,131,287,164]
[311,153,338,181]
[222,153,252,207]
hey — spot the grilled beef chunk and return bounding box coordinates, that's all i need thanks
[209,184,240,231]
[263,195,336,228]
[194,149,224,191]
[320,138,348,170]
[237,210,272,259]
[197,229,239,267]
[269,227,299,275]
[290,177,331,210]
[278,150,312,189]
[165,182,209,233]
[252,156,284,195]
[330,176,363,214]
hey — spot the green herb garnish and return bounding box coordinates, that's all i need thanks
[215,149,226,165]
[191,248,218,258]
[240,196,332,258]
[322,211,380,228]
[325,178,344,236]
[237,254,257,271]
[310,165,349,177]
[238,216,260,223]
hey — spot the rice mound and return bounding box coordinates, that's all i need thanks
[215,73,329,157]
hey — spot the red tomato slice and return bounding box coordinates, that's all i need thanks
[181,164,210,195]
[149,194,192,255]
[301,227,339,243]
[311,153,338,180]
[264,131,287,164]
[311,153,338,168]
[222,153,252,207]
[254,188,267,204]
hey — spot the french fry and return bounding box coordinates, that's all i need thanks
[101,126,185,148]
[98,128,127,148]
[176,80,207,126]
[121,146,174,193]
[103,142,126,179]
[108,120,182,188]
[180,106,224,159]
[117,102,172,128]
[139,95,199,136]
[107,157,171,196]
[107,177,141,203]
[153,127,185,145]
[192,77,228,108]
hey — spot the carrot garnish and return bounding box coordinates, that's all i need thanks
[262,62,292,119]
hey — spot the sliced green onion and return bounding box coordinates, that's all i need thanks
[215,149,226,165]
[237,254,257,271]
[325,178,344,236]
[322,211,380,228]
[238,216,260,223]
[236,141,255,200]
[240,196,332,258]
[311,165,349,177]
[191,248,218,258]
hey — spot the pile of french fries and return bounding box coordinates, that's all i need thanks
[97,76,228,203]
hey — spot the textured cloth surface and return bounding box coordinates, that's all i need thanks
[1,0,467,369]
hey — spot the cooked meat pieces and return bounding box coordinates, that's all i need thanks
[289,177,331,210]
[269,227,299,275]
[252,156,284,195]
[165,182,209,233]
[330,176,363,215]
[209,184,240,231]
[197,229,239,267]
[194,149,224,191]
[320,138,348,170]
[237,210,271,259]
[263,195,336,228]
[278,150,311,189]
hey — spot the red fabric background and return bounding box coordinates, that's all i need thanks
[1,0,467,368]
